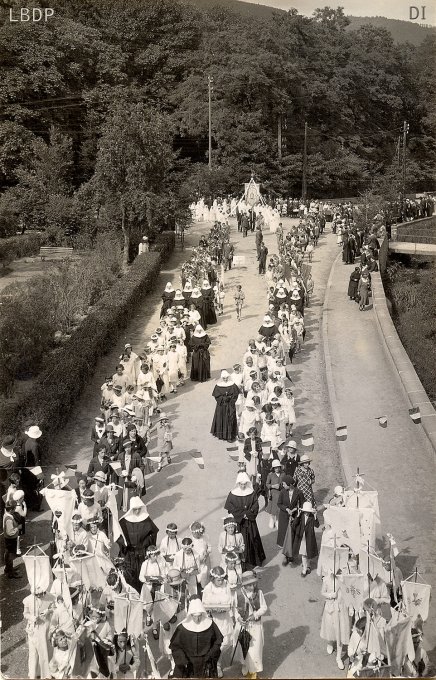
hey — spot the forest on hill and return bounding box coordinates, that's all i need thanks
[0,0,435,242]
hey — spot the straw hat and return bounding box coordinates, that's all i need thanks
[302,501,315,513]
[26,425,42,439]
[241,570,258,586]
[299,454,311,464]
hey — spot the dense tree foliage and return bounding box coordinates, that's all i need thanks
[0,0,434,239]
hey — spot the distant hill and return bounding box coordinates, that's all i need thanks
[346,16,435,45]
[182,0,436,44]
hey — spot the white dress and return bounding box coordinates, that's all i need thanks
[235,590,267,674]
[202,582,234,647]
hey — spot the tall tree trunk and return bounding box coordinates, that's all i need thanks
[120,199,129,273]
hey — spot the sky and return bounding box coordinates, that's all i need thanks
[242,0,436,25]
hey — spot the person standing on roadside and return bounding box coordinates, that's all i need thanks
[234,285,245,322]
[258,242,268,275]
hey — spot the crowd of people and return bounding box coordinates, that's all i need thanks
[1,197,432,679]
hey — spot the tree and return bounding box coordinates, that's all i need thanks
[91,103,175,270]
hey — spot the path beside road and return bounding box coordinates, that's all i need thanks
[324,248,436,659]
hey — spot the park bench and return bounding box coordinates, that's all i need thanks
[39,246,74,261]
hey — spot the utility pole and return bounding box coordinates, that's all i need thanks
[401,120,409,206]
[278,114,282,160]
[302,120,308,201]
[208,75,213,169]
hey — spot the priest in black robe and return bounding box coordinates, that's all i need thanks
[211,370,239,442]
[224,472,265,569]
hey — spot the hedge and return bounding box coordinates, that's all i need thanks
[0,233,45,263]
[0,231,175,449]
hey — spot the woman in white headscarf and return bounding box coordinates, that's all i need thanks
[224,472,265,569]
[190,325,211,382]
[169,597,223,678]
[161,282,175,318]
[211,370,240,442]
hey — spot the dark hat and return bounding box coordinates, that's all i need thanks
[1,435,15,447]
[282,475,295,487]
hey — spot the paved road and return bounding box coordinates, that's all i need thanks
[3,220,434,678]
[1,219,346,678]
[325,248,436,661]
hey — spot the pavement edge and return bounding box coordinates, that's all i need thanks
[321,248,354,487]
[371,270,436,454]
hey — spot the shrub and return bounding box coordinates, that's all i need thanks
[151,231,176,259]
[0,233,45,262]
[0,236,175,449]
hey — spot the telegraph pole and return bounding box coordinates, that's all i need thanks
[302,120,308,201]
[401,120,409,206]
[208,75,213,169]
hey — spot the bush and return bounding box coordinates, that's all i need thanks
[0,236,175,449]
[0,233,45,264]
[151,231,176,259]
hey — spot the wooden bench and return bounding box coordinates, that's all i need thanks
[39,246,74,261]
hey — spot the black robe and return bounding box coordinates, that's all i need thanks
[118,516,158,592]
[161,291,175,317]
[224,490,265,568]
[210,383,239,441]
[292,512,319,560]
[202,289,217,325]
[276,487,305,547]
[258,324,278,347]
[190,335,211,382]
[192,296,207,329]
[348,271,360,299]
[170,621,223,678]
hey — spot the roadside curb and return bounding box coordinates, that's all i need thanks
[321,248,354,487]
[372,271,436,454]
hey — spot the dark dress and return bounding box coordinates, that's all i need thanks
[276,487,305,547]
[348,270,361,299]
[258,324,279,347]
[190,335,211,382]
[292,512,319,560]
[19,437,42,511]
[224,490,265,569]
[161,291,175,318]
[192,296,208,329]
[202,289,217,325]
[280,452,300,479]
[211,383,239,441]
[118,516,159,592]
[170,620,223,678]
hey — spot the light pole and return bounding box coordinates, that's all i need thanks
[401,120,409,207]
[208,75,213,169]
[302,120,308,201]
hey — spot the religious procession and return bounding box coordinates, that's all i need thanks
[1,179,433,680]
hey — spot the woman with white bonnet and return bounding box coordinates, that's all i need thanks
[117,496,158,592]
[224,472,265,569]
[190,324,211,382]
[169,597,223,677]
[211,370,240,442]
[161,282,175,318]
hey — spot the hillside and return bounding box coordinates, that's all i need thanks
[347,15,435,45]
[182,0,436,44]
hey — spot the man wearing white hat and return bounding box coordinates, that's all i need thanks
[23,425,43,466]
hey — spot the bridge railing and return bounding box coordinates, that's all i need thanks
[391,215,436,243]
